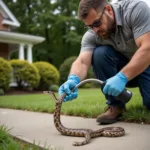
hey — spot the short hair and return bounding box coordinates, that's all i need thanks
[78,0,108,20]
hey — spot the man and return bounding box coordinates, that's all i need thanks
[58,0,150,124]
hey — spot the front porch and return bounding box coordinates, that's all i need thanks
[0,30,45,63]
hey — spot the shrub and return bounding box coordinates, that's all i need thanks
[33,61,60,90]
[0,88,4,96]
[59,56,95,86]
[10,59,40,89]
[0,57,12,91]
[49,84,59,92]
[59,56,77,85]
[79,82,91,88]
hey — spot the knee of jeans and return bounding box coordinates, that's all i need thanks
[92,46,114,66]
[143,99,150,110]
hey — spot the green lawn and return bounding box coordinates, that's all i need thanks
[0,125,44,150]
[0,88,150,123]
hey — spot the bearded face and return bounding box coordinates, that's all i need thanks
[83,6,116,40]
[97,13,116,40]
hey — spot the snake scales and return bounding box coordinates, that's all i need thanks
[45,79,125,146]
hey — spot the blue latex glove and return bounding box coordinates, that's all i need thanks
[58,74,80,102]
[103,72,128,96]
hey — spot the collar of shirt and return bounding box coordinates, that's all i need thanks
[111,4,122,26]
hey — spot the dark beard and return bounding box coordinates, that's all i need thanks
[98,15,116,40]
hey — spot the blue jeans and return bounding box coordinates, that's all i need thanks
[92,46,150,110]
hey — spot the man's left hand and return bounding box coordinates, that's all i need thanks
[103,72,128,96]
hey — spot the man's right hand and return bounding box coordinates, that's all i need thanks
[58,74,80,102]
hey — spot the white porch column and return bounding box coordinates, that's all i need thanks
[19,43,25,60]
[27,44,33,63]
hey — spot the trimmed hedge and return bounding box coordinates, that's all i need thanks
[59,56,95,86]
[59,56,77,85]
[0,88,4,96]
[33,61,60,90]
[10,59,40,89]
[0,57,12,91]
[49,84,59,92]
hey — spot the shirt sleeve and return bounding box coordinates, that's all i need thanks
[80,30,97,52]
[129,1,150,39]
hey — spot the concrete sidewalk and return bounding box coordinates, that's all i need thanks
[0,108,150,150]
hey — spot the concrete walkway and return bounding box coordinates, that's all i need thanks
[0,108,150,150]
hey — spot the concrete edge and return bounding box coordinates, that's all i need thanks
[9,134,54,149]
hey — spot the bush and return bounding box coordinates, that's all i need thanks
[49,84,59,92]
[59,56,77,85]
[79,82,91,88]
[0,88,4,96]
[0,57,12,91]
[33,61,60,90]
[59,56,95,86]
[10,59,40,89]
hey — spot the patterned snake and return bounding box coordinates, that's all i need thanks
[45,79,125,146]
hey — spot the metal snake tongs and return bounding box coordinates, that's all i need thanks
[43,78,104,103]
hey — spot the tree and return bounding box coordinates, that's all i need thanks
[5,0,84,68]
[4,0,111,68]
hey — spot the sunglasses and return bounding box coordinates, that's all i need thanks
[85,8,105,30]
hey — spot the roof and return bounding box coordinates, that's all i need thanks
[0,31,45,44]
[0,0,20,27]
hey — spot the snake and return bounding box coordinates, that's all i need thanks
[44,79,125,146]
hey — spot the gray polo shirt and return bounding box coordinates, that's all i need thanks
[80,0,150,59]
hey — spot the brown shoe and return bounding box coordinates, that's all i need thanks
[96,106,125,124]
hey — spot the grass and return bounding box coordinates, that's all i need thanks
[0,125,63,150]
[0,125,44,150]
[0,88,150,124]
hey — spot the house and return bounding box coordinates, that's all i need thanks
[0,0,45,63]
